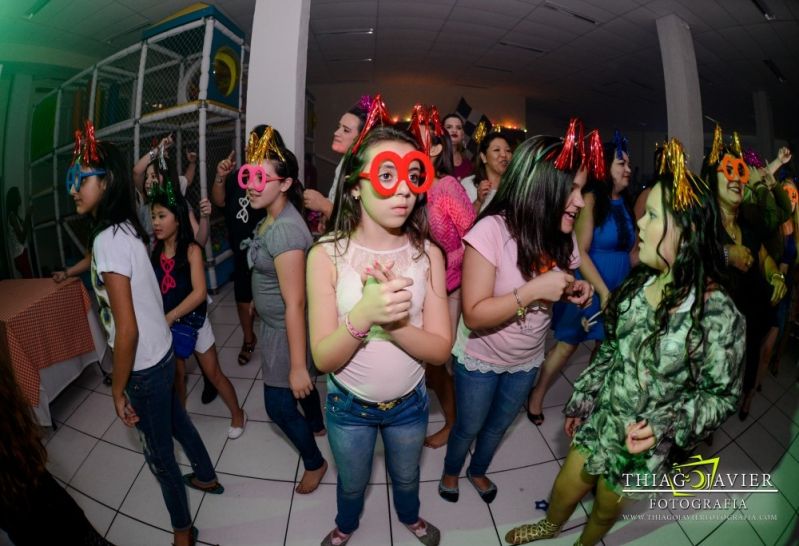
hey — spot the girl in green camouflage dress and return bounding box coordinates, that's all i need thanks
[506,140,746,546]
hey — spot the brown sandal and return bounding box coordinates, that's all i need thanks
[238,336,256,365]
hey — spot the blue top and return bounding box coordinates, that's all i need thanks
[552,197,634,344]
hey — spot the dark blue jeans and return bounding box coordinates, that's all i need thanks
[444,358,539,477]
[326,377,429,534]
[126,351,216,531]
[263,384,325,471]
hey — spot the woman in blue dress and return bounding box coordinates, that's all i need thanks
[526,137,635,425]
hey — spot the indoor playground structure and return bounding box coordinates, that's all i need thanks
[28,3,246,291]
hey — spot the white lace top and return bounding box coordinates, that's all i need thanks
[318,235,430,402]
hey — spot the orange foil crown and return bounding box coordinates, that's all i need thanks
[658,138,707,211]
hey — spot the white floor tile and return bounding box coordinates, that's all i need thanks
[286,482,392,546]
[209,305,240,325]
[66,391,117,438]
[175,413,232,467]
[70,441,145,508]
[45,425,98,482]
[390,479,498,545]
[744,483,796,546]
[102,418,143,453]
[74,363,104,391]
[489,414,556,473]
[242,379,270,422]
[542,374,576,409]
[119,461,202,531]
[775,512,798,546]
[418,421,469,482]
[737,421,785,473]
[50,383,91,424]
[776,384,799,426]
[489,463,588,544]
[699,514,764,546]
[770,450,799,510]
[195,474,295,546]
[758,373,788,404]
[209,322,237,348]
[759,405,799,448]
[535,407,572,460]
[186,376,254,419]
[66,486,117,536]
[106,513,173,546]
[215,420,301,480]
[721,410,757,441]
[690,427,733,459]
[605,500,692,546]
[215,345,261,380]
[224,326,245,350]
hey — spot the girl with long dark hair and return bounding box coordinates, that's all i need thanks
[526,136,636,425]
[67,128,219,546]
[505,139,746,546]
[149,184,246,438]
[440,125,595,506]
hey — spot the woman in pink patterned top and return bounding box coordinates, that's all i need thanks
[424,128,476,448]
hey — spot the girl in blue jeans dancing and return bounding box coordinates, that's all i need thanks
[307,99,451,546]
[441,124,597,505]
[67,126,219,546]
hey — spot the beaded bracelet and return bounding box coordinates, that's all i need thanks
[722,245,729,268]
[344,313,369,340]
[512,287,527,319]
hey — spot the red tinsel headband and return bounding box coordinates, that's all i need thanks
[70,120,100,166]
[408,103,445,156]
[553,117,606,180]
[351,93,393,154]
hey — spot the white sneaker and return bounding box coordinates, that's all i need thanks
[228,410,247,439]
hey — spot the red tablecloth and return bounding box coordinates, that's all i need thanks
[0,278,95,405]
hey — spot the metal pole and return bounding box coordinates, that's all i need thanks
[133,42,148,161]
[198,17,217,290]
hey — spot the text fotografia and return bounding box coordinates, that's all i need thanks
[621,455,777,498]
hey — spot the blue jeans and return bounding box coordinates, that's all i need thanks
[444,358,539,477]
[264,384,325,471]
[126,351,216,531]
[326,376,429,534]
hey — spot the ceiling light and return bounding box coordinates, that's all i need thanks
[750,0,776,21]
[315,28,375,36]
[499,41,546,54]
[329,57,373,63]
[543,1,597,25]
[763,59,785,83]
[25,0,51,18]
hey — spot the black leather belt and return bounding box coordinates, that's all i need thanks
[329,374,417,411]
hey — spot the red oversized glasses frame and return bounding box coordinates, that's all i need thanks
[358,150,435,197]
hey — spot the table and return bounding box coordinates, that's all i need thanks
[0,278,107,426]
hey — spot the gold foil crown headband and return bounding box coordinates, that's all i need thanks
[658,138,708,211]
[245,126,284,164]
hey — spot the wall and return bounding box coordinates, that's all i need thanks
[307,81,526,196]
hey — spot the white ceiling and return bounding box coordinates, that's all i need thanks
[2,0,798,137]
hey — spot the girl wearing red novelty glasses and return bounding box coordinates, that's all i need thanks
[240,131,329,495]
[308,96,450,546]
[702,126,787,421]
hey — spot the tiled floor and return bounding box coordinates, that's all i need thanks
[9,282,799,546]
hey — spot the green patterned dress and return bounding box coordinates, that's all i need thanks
[565,278,746,497]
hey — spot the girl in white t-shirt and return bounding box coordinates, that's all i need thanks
[308,111,451,545]
[67,132,219,546]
